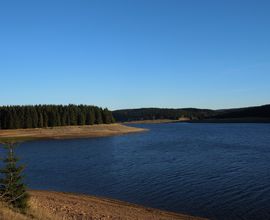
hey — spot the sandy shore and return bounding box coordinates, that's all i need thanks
[124,119,189,124]
[0,124,147,142]
[0,191,207,220]
[28,190,207,220]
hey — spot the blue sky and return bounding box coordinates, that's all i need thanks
[0,0,269,110]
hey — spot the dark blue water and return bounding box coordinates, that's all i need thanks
[8,123,270,219]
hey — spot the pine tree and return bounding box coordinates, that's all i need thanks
[78,109,86,125]
[38,112,44,128]
[6,111,14,129]
[43,111,48,127]
[0,143,29,211]
[31,108,38,128]
[0,105,115,129]
[95,108,103,124]
[69,105,77,125]
[24,107,32,128]
[102,108,112,124]
[86,109,95,125]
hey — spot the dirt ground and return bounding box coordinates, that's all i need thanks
[28,190,207,220]
[0,124,147,142]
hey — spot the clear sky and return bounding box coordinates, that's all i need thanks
[0,0,269,110]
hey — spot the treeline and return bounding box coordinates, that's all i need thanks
[0,105,115,129]
[113,108,215,122]
[113,104,270,122]
[211,104,270,119]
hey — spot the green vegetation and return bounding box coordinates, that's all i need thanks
[0,105,115,129]
[0,143,29,211]
[1,104,269,129]
[113,108,215,122]
[113,104,270,122]
[211,104,270,119]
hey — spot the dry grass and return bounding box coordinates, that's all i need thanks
[0,124,147,142]
[0,202,30,220]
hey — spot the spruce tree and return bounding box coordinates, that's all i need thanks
[31,108,38,128]
[95,108,103,124]
[90,109,96,125]
[0,105,115,129]
[78,110,86,125]
[38,112,44,128]
[43,111,48,127]
[24,107,32,128]
[102,108,111,124]
[0,143,29,211]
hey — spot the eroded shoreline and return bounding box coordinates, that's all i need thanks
[0,124,147,142]
[28,190,207,220]
[0,190,207,220]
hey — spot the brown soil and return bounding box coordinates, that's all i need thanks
[0,124,147,142]
[29,190,207,220]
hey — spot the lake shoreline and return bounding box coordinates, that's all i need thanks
[0,124,147,142]
[124,118,270,124]
[28,190,207,220]
[123,119,190,124]
[189,117,270,123]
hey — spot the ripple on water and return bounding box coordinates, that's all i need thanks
[16,123,270,220]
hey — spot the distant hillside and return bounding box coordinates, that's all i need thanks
[210,104,270,119]
[113,108,215,122]
[113,104,270,122]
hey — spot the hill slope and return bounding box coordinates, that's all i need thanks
[113,104,270,123]
[113,108,215,122]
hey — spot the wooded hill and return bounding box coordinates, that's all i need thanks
[113,104,270,122]
[113,108,215,122]
[1,104,269,129]
[211,104,270,119]
[0,105,115,129]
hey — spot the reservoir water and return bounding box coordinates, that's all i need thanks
[13,123,270,219]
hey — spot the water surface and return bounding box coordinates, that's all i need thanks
[13,123,270,219]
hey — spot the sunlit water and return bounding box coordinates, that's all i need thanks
[5,123,270,219]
